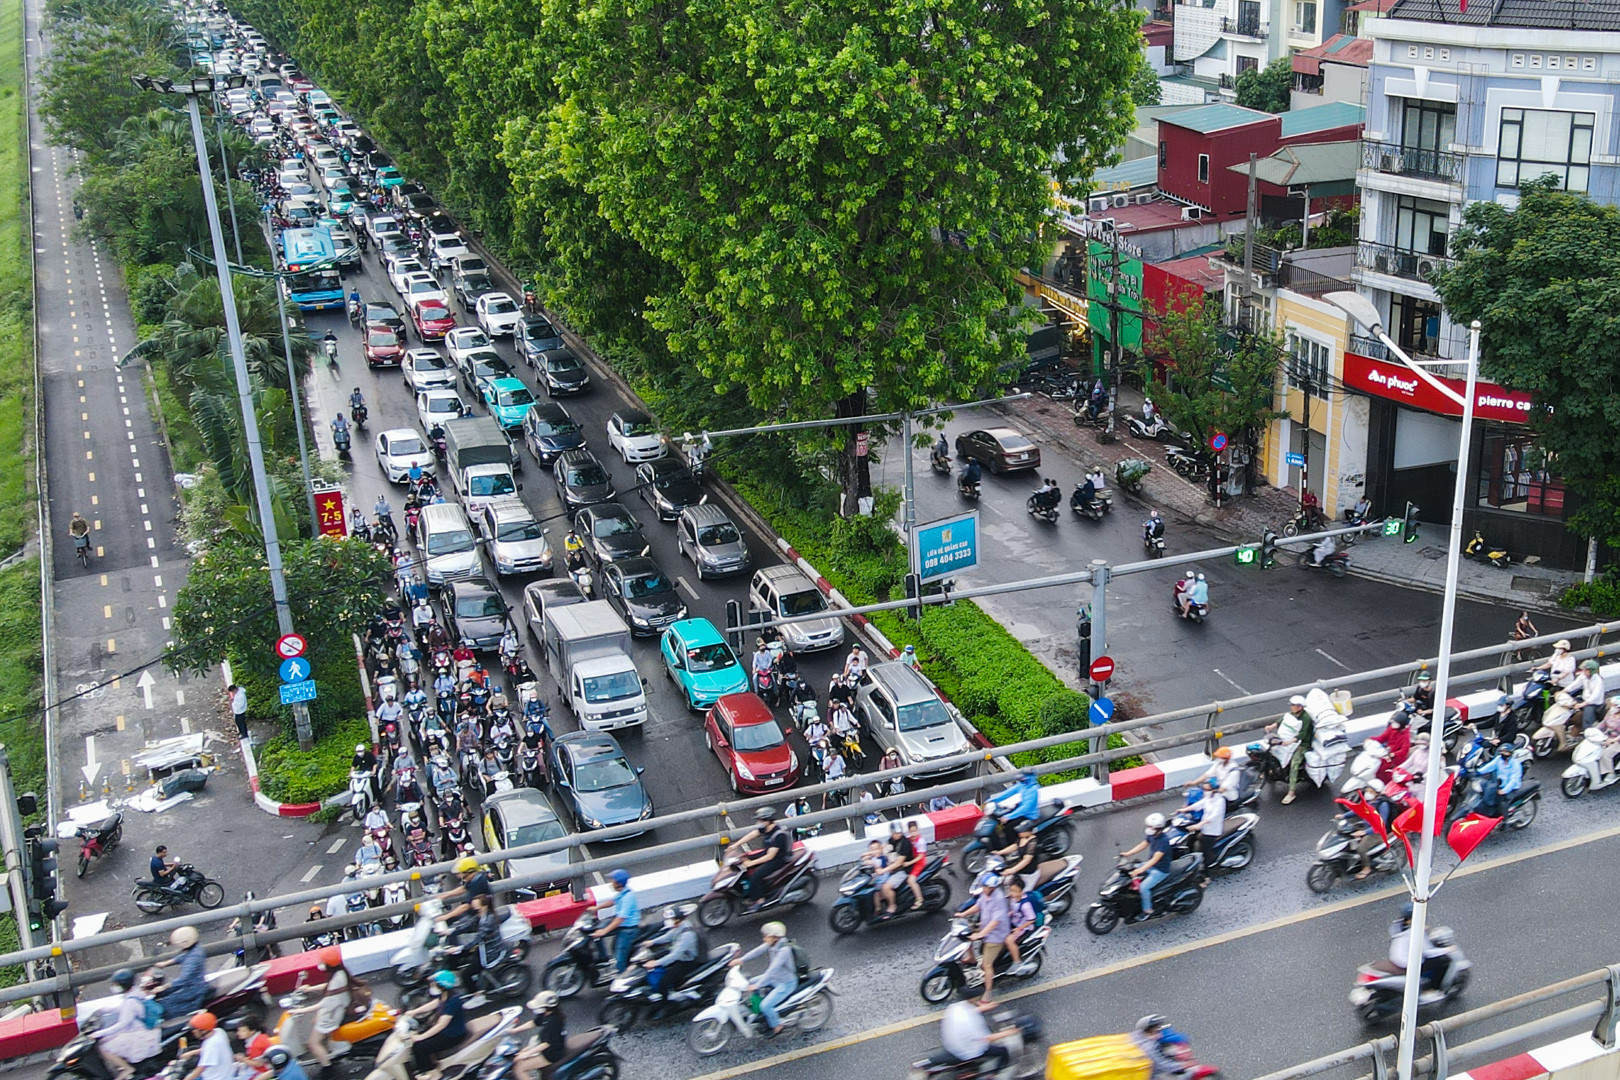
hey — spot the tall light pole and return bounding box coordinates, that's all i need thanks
[134,73,316,750]
[1326,292,1481,1080]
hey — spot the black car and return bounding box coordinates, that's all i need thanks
[635,458,706,522]
[363,300,406,339]
[402,192,437,219]
[453,268,497,311]
[461,350,516,396]
[522,401,585,465]
[549,732,653,835]
[444,577,513,650]
[538,348,591,396]
[553,450,616,510]
[574,502,649,566]
[422,210,459,237]
[599,556,686,636]
[518,316,565,366]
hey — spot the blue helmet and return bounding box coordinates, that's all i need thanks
[431,970,458,990]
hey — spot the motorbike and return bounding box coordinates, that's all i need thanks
[1349,929,1471,1024]
[687,965,835,1056]
[361,1007,524,1080]
[957,473,981,501]
[909,1011,1044,1080]
[1447,747,1540,832]
[931,448,952,475]
[1167,809,1257,874]
[1301,548,1351,578]
[828,853,953,934]
[1069,487,1106,522]
[1500,668,1554,744]
[333,425,352,459]
[984,854,1086,918]
[919,916,1052,1004]
[391,899,533,991]
[519,743,545,788]
[1532,690,1590,758]
[1126,412,1177,441]
[541,908,663,997]
[351,402,369,428]
[595,941,740,1027]
[272,984,397,1064]
[348,769,375,823]
[74,812,123,877]
[1165,445,1210,480]
[46,1012,192,1080]
[961,800,1077,876]
[324,338,339,369]
[1171,582,1207,623]
[469,1026,620,1080]
[1463,531,1511,568]
[1142,522,1165,558]
[133,864,224,914]
[1026,488,1060,525]
[1561,727,1620,798]
[1305,804,1405,893]
[1083,853,1206,935]
[696,843,819,928]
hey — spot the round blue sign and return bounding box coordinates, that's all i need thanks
[279,657,312,683]
[1210,432,1229,453]
[1090,696,1116,725]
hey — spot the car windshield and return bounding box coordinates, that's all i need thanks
[522,320,557,340]
[546,353,583,374]
[592,514,637,537]
[497,519,544,542]
[464,274,492,291]
[698,523,741,547]
[364,304,396,321]
[408,281,439,296]
[779,589,827,617]
[455,591,504,618]
[534,417,578,438]
[622,572,669,599]
[567,463,607,486]
[497,387,534,407]
[733,720,786,752]
[998,434,1034,450]
[573,753,638,790]
[897,697,953,733]
[509,819,566,846]
[685,643,735,673]
[579,670,640,704]
[458,257,488,274]
[454,331,490,349]
[621,418,656,437]
[388,435,426,455]
[469,473,516,497]
[414,354,449,371]
[488,299,517,315]
[472,359,511,379]
[367,330,399,348]
[656,469,695,490]
[426,527,473,556]
[419,305,450,321]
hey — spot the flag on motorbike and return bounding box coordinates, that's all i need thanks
[1334,797,1390,846]
[1387,772,1455,864]
[1445,813,1501,863]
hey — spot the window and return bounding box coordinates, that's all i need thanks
[1497,108,1593,192]
[1237,55,1259,74]
[1294,0,1316,32]
[1391,294,1441,356]
[1477,431,1565,518]
[1401,99,1456,155]
[1197,154,1210,183]
[1287,333,1330,398]
[1394,195,1450,256]
[1159,140,1168,167]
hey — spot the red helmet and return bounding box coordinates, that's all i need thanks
[318,946,343,970]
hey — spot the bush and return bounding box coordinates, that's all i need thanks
[1037,690,1092,737]
[1560,574,1620,618]
[256,718,371,804]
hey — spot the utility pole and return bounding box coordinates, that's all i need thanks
[1242,153,1259,305]
[264,205,320,535]
[1104,230,1124,443]
[0,748,35,961]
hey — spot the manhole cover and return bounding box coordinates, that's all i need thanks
[1417,546,1448,561]
[1510,576,1556,595]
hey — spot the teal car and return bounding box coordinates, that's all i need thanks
[481,377,536,432]
[660,618,749,710]
[375,166,405,188]
[326,180,355,216]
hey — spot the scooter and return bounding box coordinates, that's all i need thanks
[1501,669,1554,743]
[1306,806,1406,894]
[1142,522,1165,558]
[696,842,819,928]
[1126,412,1177,441]
[361,1007,523,1080]
[1171,581,1207,623]
[272,985,397,1063]
[470,1026,620,1080]
[1069,487,1105,522]
[686,965,836,1056]
[1165,445,1209,480]
[1168,810,1257,873]
[348,769,374,823]
[1532,690,1589,758]
[390,899,532,990]
[827,853,953,934]
[1561,727,1620,798]
[333,426,352,459]
[985,853,1086,918]
[596,941,740,1028]
[74,812,123,877]
[919,917,1052,1003]
[1026,488,1060,525]
[957,474,981,501]
[1463,531,1511,568]
[909,1011,1044,1080]
[1349,930,1471,1024]
[540,908,663,997]
[960,800,1077,876]
[1301,548,1351,578]
[930,448,952,475]
[1083,853,1205,935]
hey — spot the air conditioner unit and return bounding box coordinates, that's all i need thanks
[1415,256,1441,278]
[1113,194,1131,208]
[1089,198,1110,213]
[1136,194,1154,205]
[1379,152,1403,173]
[1373,252,1393,275]
[1181,206,1203,220]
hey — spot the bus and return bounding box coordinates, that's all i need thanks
[280,227,344,312]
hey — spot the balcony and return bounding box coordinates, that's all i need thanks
[1221,15,1267,35]
[1356,240,1452,283]
[1361,140,1464,184]
[1219,73,1236,89]
[1293,72,1324,95]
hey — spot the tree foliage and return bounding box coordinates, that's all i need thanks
[1128,52,1163,108]
[1234,57,1292,114]
[1429,178,1620,544]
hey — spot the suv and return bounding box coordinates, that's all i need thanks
[676,504,750,579]
[452,264,497,310]
[856,663,971,776]
[747,566,843,653]
[475,497,553,576]
[414,502,480,585]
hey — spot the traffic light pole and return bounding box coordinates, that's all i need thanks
[0,747,39,958]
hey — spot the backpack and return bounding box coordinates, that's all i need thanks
[141,996,163,1029]
[786,941,813,982]
[1023,891,1047,929]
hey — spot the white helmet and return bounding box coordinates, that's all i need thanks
[1144,813,1166,832]
[1196,573,1206,582]
[1185,571,1196,580]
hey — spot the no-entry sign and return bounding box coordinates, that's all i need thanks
[275,633,308,660]
[1089,655,1116,682]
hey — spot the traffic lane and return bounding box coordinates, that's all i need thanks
[616,823,1620,1080]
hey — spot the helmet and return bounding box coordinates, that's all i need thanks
[431,970,459,989]
[979,873,1003,889]
[264,1048,293,1072]
[1144,813,1166,832]
[1136,1015,1168,1034]
[1015,819,1037,834]
[1212,747,1233,760]
[1184,571,1196,581]
[755,806,778,822]
[1555,639,1572,651]
[1429,927,1456,948]
[527,991,560,1012]
[110,968,135,992]
[454,856,478,874]
[1290,695,1307,707]
[309,905,324,918]
[762,921,787,939]
[1149,510,1160,519]
[356,743,367,753]
[170,926,199,949]
[1417,672,1433,683]
[610,869,631,888]
[1389,713,1409,729]
[1196,573,1205,582]
[1583,659,1601,671]
[1497,695,1513,709]
[903,644,915,654]
[1016,770,1034,782]
[189,1012,218,1032]
[1498,741,1514,756]
[318,946,343,970]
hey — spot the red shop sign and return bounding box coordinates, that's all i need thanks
[1342,352,1535,425]
[314,489,348,539]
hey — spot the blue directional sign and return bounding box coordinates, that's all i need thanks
[1090,696,1116,725]
[914,510,980,584]
[1285,451,1307,467]
[279,680,319,705]
[279,657,312,683]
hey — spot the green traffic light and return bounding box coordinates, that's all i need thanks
[1235,546,1257,565]
[1382,519,1402,537]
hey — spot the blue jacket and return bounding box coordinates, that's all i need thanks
[994,777,1040,822]
[1479,755,1523,795]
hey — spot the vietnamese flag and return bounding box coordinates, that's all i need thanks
[1336,797,1390,845]
[1446,814,1502,863]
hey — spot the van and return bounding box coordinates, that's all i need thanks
[747,566,844,653]
[414,502,480,585]
[856,662,971,775]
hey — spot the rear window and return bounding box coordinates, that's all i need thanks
[999,434,1034,450]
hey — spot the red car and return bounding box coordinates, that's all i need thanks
[704,693,800,794]
[411,300,456,342]
[363,326,404,368]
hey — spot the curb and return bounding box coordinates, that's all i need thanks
[222,663,324,818]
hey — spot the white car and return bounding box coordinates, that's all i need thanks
[375,428,435,483]
[368,214,403,247]
[429,233,471,270]
[475,292,524,338]
[404,273,450,309]
[249,119,276,143]
[445,326,492,367]
[402,348,456,393]
[416,388,468,434]
[605,409,668,463]
[385,257,428,295]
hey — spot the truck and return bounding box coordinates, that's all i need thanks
[442,415,520,514]
[542,601,648,731]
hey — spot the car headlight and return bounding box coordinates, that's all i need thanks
[496,558,515,572]
[639,803,654,820]
[734,759,755,781]
[583,816,603,829]
[630,614,649,627]
[789,751,798,771]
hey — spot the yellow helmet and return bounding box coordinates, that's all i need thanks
[455,857,479,874]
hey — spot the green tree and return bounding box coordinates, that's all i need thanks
[1141,295,1284,492]
[1429,178,1620,545]
[1234,57,1292,114]
[39,0,179,160]
[531,0,1143,514]
[1128,53,1163,107]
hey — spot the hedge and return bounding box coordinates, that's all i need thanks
[1560,574,1620,619]
[256,717,371,805]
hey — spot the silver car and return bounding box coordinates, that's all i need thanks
[747,566,843,653]
[475,497,553,576]
[856,662,971,776]
[676,504,750,579]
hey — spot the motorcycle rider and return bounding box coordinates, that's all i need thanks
[1178,572,1208,616]
[95,969,160,1080]
[1032,477,1061,511]
[591,868,641,973]
[293,946,351,1078]
[1266,695,1313,804]
[1131,1016,1183,1080]
[1475,740,1524,817]
[1143,510,1164,546]
[330,411,350,447]
[441,855,494,923]
[1142,397,1156,424]
[149,844,178,887]
[351,741,381,805]
[939,1000,1020,1075]
[478,746,505,796]
[1186,777,1226,886]
[959,456,983,495]
[643,903,703,998]
[735,806,793,910]
[730,922,798,1037]
[751,640,774,694]
[1119,813,1173,919]
[373,494,394,536]
[322,330,337,362]
[931,434,950,470]
[404,971,469,1078]
[989,769,1040,825]
[1566,659,1606,732]
[1387,902,1452,989]
[1070,472,1097,513]
[1309,533,1338,568]
[153,926,208,1019]
[263,1047,308,1080]
[1533,639,1577,689]
[1173,570,1194,614]
[180,1012,233,1080]
[1368,708,1412,785]
[511,991,565,1080]
[347,289,362,323]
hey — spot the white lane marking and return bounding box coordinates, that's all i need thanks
[1315,647,1351,671]
[300,865,323,883]
[676,575,699,600]
[327,838,347,854]
[1212,668,1248,694]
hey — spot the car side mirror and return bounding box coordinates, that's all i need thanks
[516,484,524,492]
[640,677,649,687]
[636,766,645,775]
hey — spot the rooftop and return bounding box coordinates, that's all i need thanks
[1143,19,1175,47]
[1225,140,1361,185]
[1346,0,1399,11]
[1293,33,1375,75]
[1089,156,1160,191]
[1161,102,1275,134]
[1154,250,1228,292]
[1383,0,1620,29]
[1279,101,1366,138]
[1076,199,1208,234]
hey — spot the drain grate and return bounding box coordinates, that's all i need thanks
[1417,546,1448,561]
[1510,575,1556,595]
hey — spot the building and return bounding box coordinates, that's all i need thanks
[1347,0,1620,566]
[1171,0,1350,88]
[1292,33,1374,108]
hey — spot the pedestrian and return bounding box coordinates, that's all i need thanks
[591,868,640,973]
[227,683,249,740]
[1266,695,1313,805]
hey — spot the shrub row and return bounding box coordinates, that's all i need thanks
[255,717,372,805]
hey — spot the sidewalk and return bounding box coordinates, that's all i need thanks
[997,386,1581,617]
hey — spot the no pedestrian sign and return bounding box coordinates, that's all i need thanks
[275,633,307,660]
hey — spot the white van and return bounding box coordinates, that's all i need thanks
[415,502,480,585]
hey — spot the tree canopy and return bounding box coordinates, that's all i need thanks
[1235,57,1292,114]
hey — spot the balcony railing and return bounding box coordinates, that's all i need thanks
[1361,139,1465,184]
[1349,333,1386,359]
[1356,240,1452,283]
[1221,16,1267,35]
[1348,332,1456,370]
[1277,262,1351,296]
[1219,73,1236,89]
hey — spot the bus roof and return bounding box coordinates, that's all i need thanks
[281,227,336,272]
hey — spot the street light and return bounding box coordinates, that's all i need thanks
[132,72,317,750]
[1325,290,1481,1080]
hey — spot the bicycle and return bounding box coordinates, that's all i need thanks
[73,532,91,567]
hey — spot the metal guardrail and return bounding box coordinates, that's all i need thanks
[1361,140,1465,184]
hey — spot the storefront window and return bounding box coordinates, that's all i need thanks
[1477,430,1564,517]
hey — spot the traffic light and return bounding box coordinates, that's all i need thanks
[1382,518,1403,538]
[904,573,922,620]
[1075,605,1092,672]
[24,827,65,929]
[1402,501,1421,544]
[1261,528,1278,569]
[1235,544,1258,567]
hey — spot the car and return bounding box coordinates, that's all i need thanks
[409,300,456,342]
[522,577,586,641]
[476,292,524,338]
[401,192,438,218]
[635,458,706,522]
[416,387,468,434]
[747,565,844,653]
[605,409,667,464]
[480,789,570,890]
[517,315,564,365]
[386,254,428,294]
[462,350,516,398]
[416,502,481,585]
[548,731,653,835]
[660,619,748,710]
[475,497,553,577]
[676,505,751,579]
[703,693,801,795]
[317,163,346,187]
[953,426,1041,474]
[481,377,536,432]
[404,273,450,309]
[520,401,585,465]
[392,180,428,209]
[402,348,456,393]
[855,662,972,776]
[445,577,513,650]
[428,233,471,273]
[366,213,403,248]
[324,187,355,217]
[375,165,405,188]
[575,502,649,567]
[599,556,685,637]
[537,348,590,396]
[363,325,404,368]
[552,450,615,510]
[362,300,406,339]
[445,326,492,368]
[451,254,490,277]
[374,428,434,483]
[453,267,497,311]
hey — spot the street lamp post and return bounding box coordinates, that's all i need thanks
[1326,292,1481,1080]
[134,73,316,750]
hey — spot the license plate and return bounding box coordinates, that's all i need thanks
[764,777,785,786]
